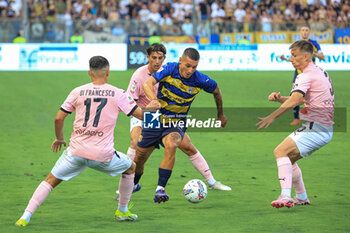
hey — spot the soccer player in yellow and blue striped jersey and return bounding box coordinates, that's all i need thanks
[280,25,325,125]
[134,48,227,203]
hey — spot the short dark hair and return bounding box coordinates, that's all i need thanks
[289,40,314,57]
[146,43,166,56]
[182,48,200,61]
[300,24,310,30]
[89,56,109,70]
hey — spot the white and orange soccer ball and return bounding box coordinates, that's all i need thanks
[183,179,208,203]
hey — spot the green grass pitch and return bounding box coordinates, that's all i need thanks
[0,70,349,233]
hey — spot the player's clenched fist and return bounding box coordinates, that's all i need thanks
[268,92,281,102]
[146,99,161,110]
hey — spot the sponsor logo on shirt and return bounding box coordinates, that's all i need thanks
[75,129,104,137]
[130,85,136,94]
[127,95,135,104]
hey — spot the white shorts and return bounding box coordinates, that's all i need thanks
[51,148,132,181]
[288,122,333,158]
[130,116,143,132]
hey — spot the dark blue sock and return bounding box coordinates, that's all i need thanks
[293,105,300,119]
[134,172,143,185]
[158,168,172,187]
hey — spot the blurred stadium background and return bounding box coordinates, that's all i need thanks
[1,1,350,233]
[0,0,349,72]
[0,0,349,44]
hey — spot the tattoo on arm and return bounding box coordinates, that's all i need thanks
[213,87,223,115]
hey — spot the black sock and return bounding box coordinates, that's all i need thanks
[158,168,172,188]
[134,172,143,185]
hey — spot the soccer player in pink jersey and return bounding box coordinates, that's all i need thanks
[280,25,325,126]
[115,44,230,200]
[256,40,334,208]
[15,56,148,227]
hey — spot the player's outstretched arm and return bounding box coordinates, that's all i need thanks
[51,110,68,152]
[143,76,158,101]
[268,92,289,103]
[212,86,227,127]
[131,106,143,120]
[315,52,325,61]
[256,92,304,129]
[143,76,161,110]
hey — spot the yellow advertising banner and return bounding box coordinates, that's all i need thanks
[161,36,191,43]
[128,36,149,45]
[291,30,333,43]
[220,33,255,44]
[255,31,291,43]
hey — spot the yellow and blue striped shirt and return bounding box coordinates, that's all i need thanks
[152,62,217,120]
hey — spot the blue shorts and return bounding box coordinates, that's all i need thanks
[137,123,186,149]
[293,70,298,83]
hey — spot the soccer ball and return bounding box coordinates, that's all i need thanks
[183,179,208,203]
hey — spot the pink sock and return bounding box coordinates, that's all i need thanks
[276,157,292,193]
[189,151,213,181]
[118,173,135,207]
[292,163,306,193]
[127,147,136,160]
[25,181,53,214]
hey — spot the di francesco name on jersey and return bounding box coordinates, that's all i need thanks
[79,89,115,97]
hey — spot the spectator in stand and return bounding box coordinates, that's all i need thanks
[3,0,348,37]
[341,0,350,16]
[148,3,162,24]
[171,0,185,23]
[70,30,84,43]
[148,31,162,44]
[159,12,174,35]
[224,0,235,21]
[108,8,120,21]
[272,10,284,31]
[46,3,56,21]
[243,7,255,32]
[56,0,66,20]
[0,0,8,15]
[183,0,193,19]
[72,0,83,19]
[210,0,219,17]
[199,0,210,20]
[10,0,21,17]
[6,4,16,18]
[261,10,272,32]
[111,22,125,36]
[128,1,141,19]
[139,3,150,22]
[326,5,338,22]
[119,0,130,19]
[181,18,193,36]
[238,35,250,45]
[211,3,225,22]
[159,4,170,17]
[13,32,26,43]
[234,2,246,32]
